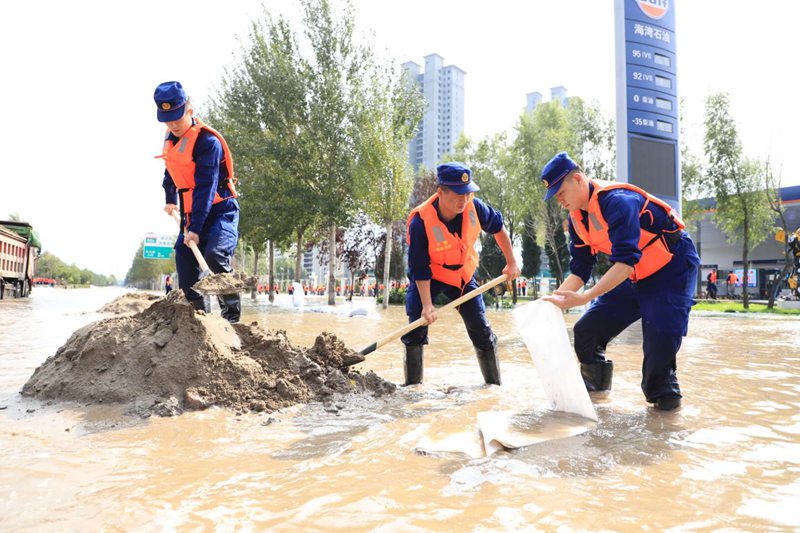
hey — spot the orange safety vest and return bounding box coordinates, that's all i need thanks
[709,271,718,283]
[569,180,685,282]
[407,192,482,288]
[156,118,238,226]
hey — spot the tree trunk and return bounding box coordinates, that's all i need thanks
[742,215,750,309]
[295,228,304,282]
[251,248,260,300]
[510,228,517,304]
[382,222,392,309]
[768,261,793,309]
[695,220,703,298]
[328,223,337,306]
[268,240,275,304]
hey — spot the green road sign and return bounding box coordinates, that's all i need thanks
[143,233,175,260]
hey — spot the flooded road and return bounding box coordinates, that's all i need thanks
[1,287,799,530]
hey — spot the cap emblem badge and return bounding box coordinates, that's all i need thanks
[461,173,469,183]
[161,102,172,110]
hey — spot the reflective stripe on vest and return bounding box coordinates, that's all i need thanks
[156,118,238,225]
[569,179,686,282]
[407,192,481,288]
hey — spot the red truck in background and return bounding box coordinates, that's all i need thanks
[0,220,40,299]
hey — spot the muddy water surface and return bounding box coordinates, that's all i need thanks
[1,287,799,530]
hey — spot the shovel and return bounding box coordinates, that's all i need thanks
[359,274,508,356]
[168,211,256,295]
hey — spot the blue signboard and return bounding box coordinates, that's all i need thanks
[615,0,680,212]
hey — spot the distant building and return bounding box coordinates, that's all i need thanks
[525,92,543,114]
[692,185,800,297]
[403,54,465,171]
[550,86,568,107]
[526,86,568,113]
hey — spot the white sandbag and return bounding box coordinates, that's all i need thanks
[291,282,304,308]
[477,410,597,455]
[513,300,598,422]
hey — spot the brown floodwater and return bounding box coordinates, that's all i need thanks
[1,287,799,530]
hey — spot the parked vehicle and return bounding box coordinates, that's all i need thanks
[0,220,40,299]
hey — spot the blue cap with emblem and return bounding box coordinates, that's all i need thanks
[437,162,480,195]
[153,81,188,122]
[541,151,578,201]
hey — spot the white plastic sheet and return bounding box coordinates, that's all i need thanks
[513,300,598,422]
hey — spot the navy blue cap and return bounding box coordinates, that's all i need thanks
[437,162,480,194]
[541,152,578,200]
[154,81,188,122]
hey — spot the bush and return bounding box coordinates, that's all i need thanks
[483,291,496,306]
[376,287,407,305]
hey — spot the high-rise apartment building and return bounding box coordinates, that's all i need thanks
[402,54,465,171]
[526,86,569,113]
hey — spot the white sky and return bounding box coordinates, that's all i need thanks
[1,0,798,279]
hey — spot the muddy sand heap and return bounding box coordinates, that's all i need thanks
[192,271,257,294]
[24,291,395,416]
[98,292,161,315]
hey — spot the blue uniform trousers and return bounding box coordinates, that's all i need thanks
[401,277,495,350]
[175,208,240,322]
[573,234,699,402]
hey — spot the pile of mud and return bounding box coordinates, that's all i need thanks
[98,292,161,315]
[23,291,395,417]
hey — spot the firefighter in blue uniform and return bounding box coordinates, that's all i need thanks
[402,162,520,386]
[154,81,241,323]
[541,152,699,411]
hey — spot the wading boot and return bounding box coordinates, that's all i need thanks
[580,360,613,391]
[653,396,681,411]
[475,340,501,385]
[404,345,424,386]
[218,294,241,324]
[189,296,210,313]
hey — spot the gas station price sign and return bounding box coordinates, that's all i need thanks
[615,0,680,212]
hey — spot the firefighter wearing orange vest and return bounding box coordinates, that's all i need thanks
[706,268,718,299]
[154,81,241,323]
[403,162,520,386]
[541,152,699,411]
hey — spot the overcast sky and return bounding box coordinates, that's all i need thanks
[1,0,797,279]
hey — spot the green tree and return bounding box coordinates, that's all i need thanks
[210,13,318,299]
[354,65,424,308]
[514,102,574,285]
[704,93,774,308]
[764,161,792,308]
[302,0,371,305]
[520,217,541,280]
[452,132,525,301]
[124,243,175,289]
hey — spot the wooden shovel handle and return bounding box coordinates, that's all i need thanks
[169,211,211,272]
[359,274,508,356]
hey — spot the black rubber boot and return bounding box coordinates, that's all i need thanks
[218,293,241,324]
[653,396,681,411]
[189,297,209,313]
[580,360,613,391]
[475,339,501,385]
[403,345,424,386]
